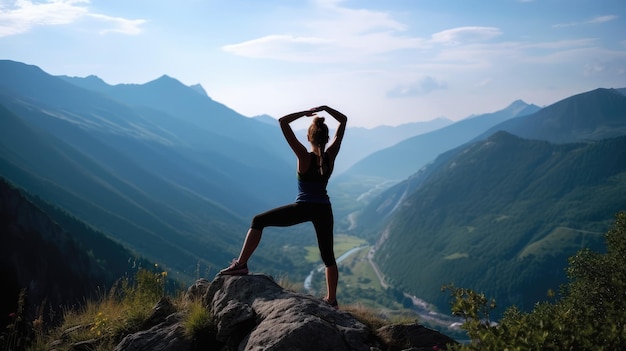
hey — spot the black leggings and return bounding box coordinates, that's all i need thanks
[251,202,336,267]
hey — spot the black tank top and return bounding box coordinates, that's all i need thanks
[296,152,331,203]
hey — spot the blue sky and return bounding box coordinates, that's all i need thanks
[1,0,625,128]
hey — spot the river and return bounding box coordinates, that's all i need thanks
[303,245,463,330]
[303,245,366,291]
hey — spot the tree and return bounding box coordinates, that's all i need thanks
[444,211,626,350]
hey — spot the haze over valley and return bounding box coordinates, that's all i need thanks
[2,60,626,334]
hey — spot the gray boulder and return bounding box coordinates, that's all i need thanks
[201,274,372,350]
[113,274,457,351]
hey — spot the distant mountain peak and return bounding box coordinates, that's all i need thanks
[477,86,626,144]
[508,99,528,107]
[146,75,209,97]
[57,74,111,91]
[151,74,182,86]
[503,99,531,113]
[82,74,106,83]
[190,83,208,96]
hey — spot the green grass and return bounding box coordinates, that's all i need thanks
[183,299,212,338]
[304,234,368,263]
[13,264,415,351]
[341,247,382,290]
[518,227,604,259]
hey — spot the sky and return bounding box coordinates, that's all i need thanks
[1,0,625,128]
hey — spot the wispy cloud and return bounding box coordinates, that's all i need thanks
[588,15,619,24]
[222,35,335,62]
[553,14,618,28]
[430,26,502,45]
[222,1,507,64]
[387,76,447,98]
[221,0,425,63]
[88,13,147,35]
[0,0,146,37]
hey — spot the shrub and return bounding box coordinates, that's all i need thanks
[444,211,626,350]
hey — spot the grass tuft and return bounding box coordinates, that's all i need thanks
[183,299,211,339]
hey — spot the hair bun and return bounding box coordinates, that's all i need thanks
[315,117,325,125]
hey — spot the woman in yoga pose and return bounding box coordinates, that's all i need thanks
[218,105,348,308]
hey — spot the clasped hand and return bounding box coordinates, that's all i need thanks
[306,105,327,116]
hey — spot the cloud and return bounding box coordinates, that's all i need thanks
[222,34,334,62]
[430,27,502,45]
[88,13,147,35]
[221,0,425,63]
[0,0,145,37]
[553,14,618,28]
[588,15,618,24]
[387,76,447,98]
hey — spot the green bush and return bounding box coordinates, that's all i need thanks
[445,211,626,350]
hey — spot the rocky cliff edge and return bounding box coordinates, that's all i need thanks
[111,274,457,351]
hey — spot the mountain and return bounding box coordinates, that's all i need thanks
[331,117,453,175]
[359,87,626,229]
[342,100,540,180]
[252,114,279,125]
[4,59,625,324]
[359,87,626,316]
[371,132,626,316]
[58,73,282,147]
[325,101,540,226]
[0,177,154,327]
[64,74,453,173]
[0,60,305,280]
[0,99,243,277]
[475,88,626,143]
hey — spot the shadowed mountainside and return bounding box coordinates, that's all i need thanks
[369,132,626,316]
[0,177,155,329]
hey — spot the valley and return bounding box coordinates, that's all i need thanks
[302,234,463,335]
[2,60,625,341]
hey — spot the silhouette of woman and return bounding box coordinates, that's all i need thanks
[218,105,348,308]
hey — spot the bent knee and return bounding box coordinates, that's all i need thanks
[250,215,264,230]
[322,255,336,267]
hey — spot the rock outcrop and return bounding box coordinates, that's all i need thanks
[114,274,457,351]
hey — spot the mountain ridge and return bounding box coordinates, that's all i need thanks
[0,102,243,277]
[371,131,626,316]
[341,99,541,180]
[0,176,156,328]
[358,86,626,232]
[475,88,626,143]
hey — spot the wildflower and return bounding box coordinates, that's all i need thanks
[9,312,16,318]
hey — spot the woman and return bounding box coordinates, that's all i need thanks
[218,105,348,308]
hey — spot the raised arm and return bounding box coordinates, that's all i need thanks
[318,105,347,159]
[278,109,314,159]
